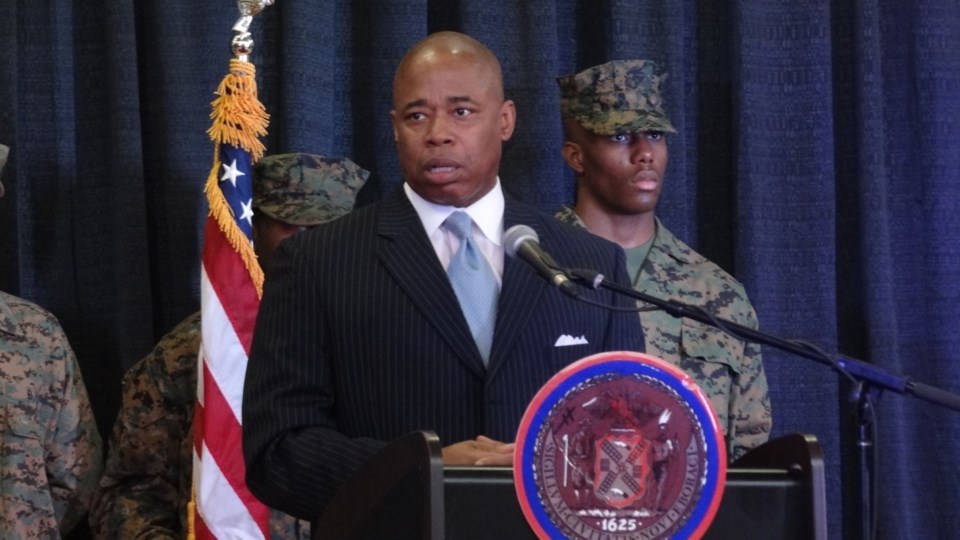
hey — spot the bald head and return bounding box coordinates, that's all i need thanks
[389,31,516,207]
[393,31,505,105]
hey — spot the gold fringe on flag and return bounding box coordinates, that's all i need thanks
[203,58,269,297]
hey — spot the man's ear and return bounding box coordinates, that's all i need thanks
[561,140,584,175]
[499,100,517,142]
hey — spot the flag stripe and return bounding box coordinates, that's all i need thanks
[201,265,252,422]
[197,219,270,538]
[194,438,266,539]
[195,511,211,539]
[203,217,260,355]
[200,361,270,530]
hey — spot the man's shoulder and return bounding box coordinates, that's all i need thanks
[0,290,46,316]
[0,291,73,382]
[646,224,756,317]
[121,311,201,406]
[0,290,65,337]
[146,311,202,368]
[654,224,744,285]
[554,206,584,228]
[523,203,617,249]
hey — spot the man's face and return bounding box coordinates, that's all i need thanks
[566,128,669,217]
[252,213,308,272]
[390,51,515,207]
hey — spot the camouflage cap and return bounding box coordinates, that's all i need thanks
[557,59,676,136]
[253,153,370,226]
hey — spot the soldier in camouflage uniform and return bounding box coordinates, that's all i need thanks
[88,153,369,539]
[554,61,772,460]
[1,144,104,539]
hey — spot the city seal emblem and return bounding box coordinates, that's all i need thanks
[514,351,726,539]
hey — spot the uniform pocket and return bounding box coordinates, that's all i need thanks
[676,321,745,433]
[679,321,744,375]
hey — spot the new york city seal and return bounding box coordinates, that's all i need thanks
[515,351,726,539]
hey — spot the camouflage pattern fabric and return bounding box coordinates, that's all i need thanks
[556,209,772,460]
[253,153,370,227]
[556,59,677,136]
[89,312,310,539]
[0,290,103,539]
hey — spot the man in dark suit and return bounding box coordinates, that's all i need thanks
[242,31,644,520]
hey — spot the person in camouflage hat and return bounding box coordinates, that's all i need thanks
[88,153,369,539]
[554,60,772,461]
[1,143,103,538]
[252,153,370,269]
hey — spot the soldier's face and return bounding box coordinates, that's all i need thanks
[252,213,308,272]
[565,127,668,217]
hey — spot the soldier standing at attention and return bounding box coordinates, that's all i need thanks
[88,153,369,539]
[554,61,772,460]
[0,143,104,538]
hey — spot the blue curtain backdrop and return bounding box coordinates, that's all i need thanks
[1,1,958,538]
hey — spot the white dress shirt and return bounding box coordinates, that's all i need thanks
[403,180,505,284]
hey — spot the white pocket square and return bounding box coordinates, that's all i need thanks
[554,334,589,347]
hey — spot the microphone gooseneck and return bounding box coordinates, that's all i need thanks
[503,225,578,298]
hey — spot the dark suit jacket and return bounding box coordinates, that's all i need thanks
[243,190,643,519]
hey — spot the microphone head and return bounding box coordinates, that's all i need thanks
[503,224,539,258]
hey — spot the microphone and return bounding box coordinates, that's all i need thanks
[503,225,578,297]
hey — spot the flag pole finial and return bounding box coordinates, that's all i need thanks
[231,0,274,61]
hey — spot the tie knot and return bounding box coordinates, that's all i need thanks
[444,211,474,240]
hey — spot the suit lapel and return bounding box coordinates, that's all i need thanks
[487,199,545,379]
[376,191,487,377]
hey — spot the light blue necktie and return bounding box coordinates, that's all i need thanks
[444,211,499,365]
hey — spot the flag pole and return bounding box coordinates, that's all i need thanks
[188,2,273,538]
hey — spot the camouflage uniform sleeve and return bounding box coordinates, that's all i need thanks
[48,338,104,535]
[726,301,773,461]
[89,314,199,539]
[0,294,103,537]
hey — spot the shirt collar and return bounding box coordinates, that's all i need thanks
[403,179,505,245]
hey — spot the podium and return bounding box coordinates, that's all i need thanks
[313,432,826,539]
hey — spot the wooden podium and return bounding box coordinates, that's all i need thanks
[313,432,826,539]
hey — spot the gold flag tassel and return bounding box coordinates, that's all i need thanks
[208,59,269,160]
[203,58,270,297]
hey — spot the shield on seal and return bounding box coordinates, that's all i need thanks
[592,433,651,508]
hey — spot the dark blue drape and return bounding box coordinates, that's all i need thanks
[1,1,958,538]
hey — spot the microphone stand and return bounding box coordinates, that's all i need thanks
[567,268,960,540]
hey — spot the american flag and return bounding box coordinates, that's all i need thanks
[192,59,270,539]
